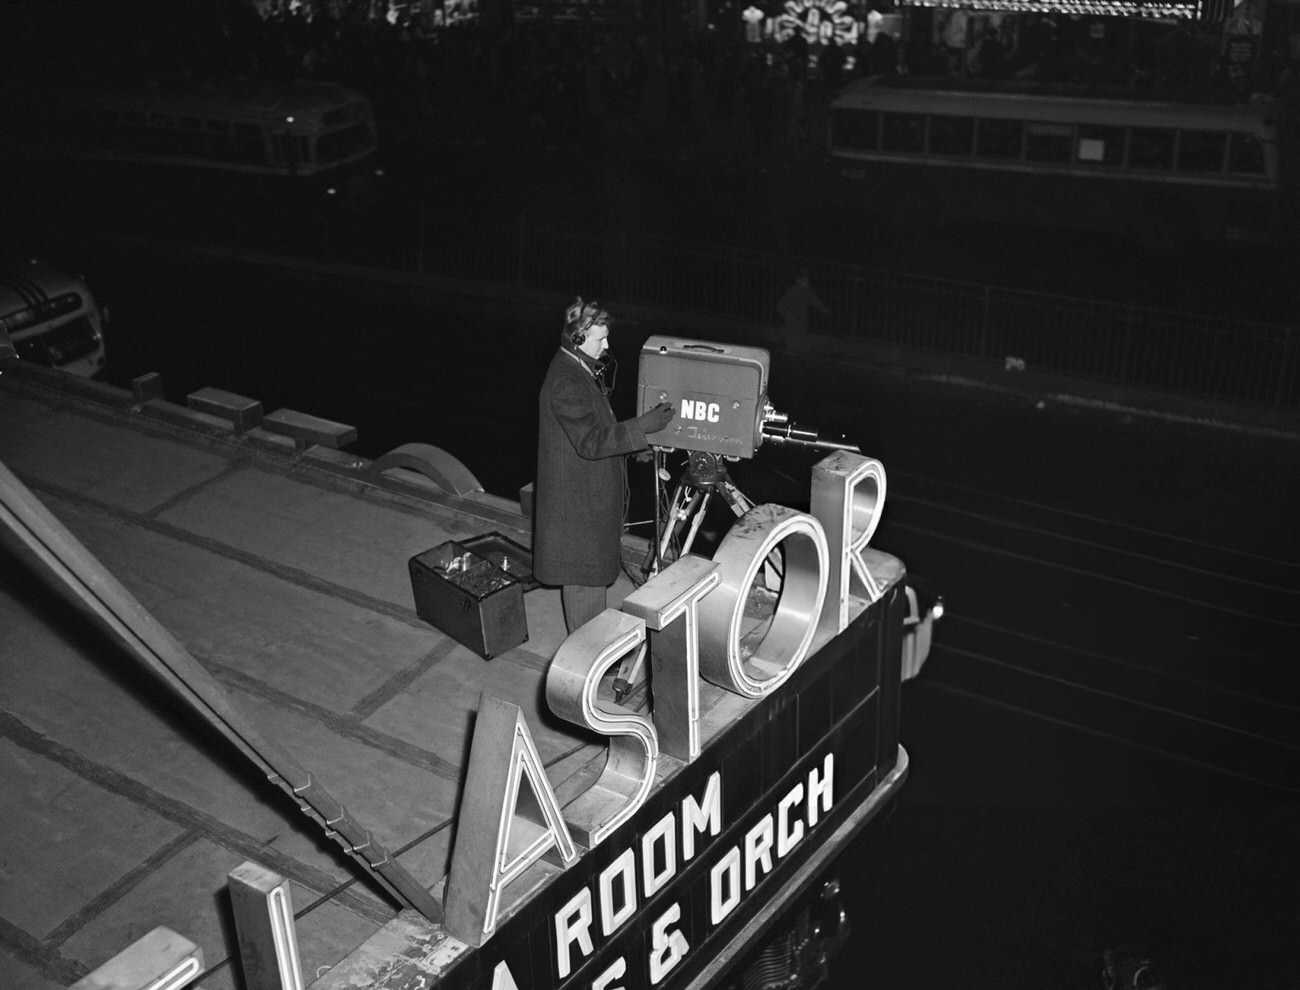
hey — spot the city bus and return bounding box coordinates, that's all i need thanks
[1,79,384,222]
[827,76,1297,254]
[1,259,107,378]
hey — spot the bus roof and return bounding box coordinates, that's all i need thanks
[11,79,369,124]
[832,76,1279,132]
[0,259,90,319]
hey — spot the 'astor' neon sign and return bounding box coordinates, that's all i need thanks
[443,451,890,964]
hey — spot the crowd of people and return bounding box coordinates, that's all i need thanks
[169,6,908,156]
[7,0,1296,163]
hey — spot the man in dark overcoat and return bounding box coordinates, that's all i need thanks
[534,298,674,634]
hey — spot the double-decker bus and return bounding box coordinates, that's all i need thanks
[2,79,384,221]
[828,75,1297,254]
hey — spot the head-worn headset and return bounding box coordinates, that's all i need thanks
[564,296,610,348]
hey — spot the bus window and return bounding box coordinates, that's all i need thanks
[1129,128,1175,169]
[234,122,265,164]
[881,112,925,154]
[1077,124,1125,165]
[976,118,1022,159]
[1177,130,1227,173]
[1227,133,1266,174]
[316,122,374,163]
[1025,122,1073,164]
[323,104,364,127]
[832,108,878,150]
[929,115,973,156]
[176,117,204,156]
[274,132,310,167]
[150,126,182,156]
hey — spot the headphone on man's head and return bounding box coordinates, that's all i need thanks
[564,296,609,348]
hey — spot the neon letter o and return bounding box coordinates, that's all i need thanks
[697,504,828,697]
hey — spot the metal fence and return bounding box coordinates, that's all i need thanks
[421,222,1299,409]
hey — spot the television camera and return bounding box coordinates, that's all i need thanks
[635,336,859,576]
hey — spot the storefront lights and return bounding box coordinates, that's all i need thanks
[775,0,861,45]
[901,0,1199,17]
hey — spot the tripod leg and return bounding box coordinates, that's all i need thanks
[717,481,755,516]
[660,485,709,566]
[655,482,690,567]
[627,481,704,700]
[612,640,648,704]
[679,491,713,560]
[718,481,782,591]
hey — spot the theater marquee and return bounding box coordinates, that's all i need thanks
[438,451,910,990]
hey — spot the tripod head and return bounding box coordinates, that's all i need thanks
[679,450,732,491]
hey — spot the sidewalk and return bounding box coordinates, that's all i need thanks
[99,231,1300,444]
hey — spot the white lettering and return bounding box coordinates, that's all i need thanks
[710,847,742,925]
[678,400,722,423]
[743,815,774,890]
[491,960,521,990]
[807,753,834,827]
[777,782,805,857]
[649,904,689,985]
[598,848,638,937]
[592,957,627,990]
[680,770,721,861]
[641,811,677,898]
[555,888,595,979]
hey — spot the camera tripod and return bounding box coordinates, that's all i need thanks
[618,450,774,701]
[644,449,761,578]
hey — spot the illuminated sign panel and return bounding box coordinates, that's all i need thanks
[774,0,861,45]
[900,0,1201,18]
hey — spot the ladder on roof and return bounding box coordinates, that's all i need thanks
[0,456,442,924]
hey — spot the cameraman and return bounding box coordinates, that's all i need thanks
[534,298,674,635]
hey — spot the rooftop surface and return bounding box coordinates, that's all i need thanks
[0,366,622,989]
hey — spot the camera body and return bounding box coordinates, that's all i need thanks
[637,336,771,458]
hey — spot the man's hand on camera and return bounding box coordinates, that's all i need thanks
[635,402,675,435]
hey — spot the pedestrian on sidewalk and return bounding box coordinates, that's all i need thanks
[776,270,830,355]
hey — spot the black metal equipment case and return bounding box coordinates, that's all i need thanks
[409,540,528,659]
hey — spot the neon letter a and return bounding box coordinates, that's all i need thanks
[444,693,577,945]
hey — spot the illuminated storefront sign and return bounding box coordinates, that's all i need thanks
[901,0,1202,18]
[444,450,891,962]
[774,0,861,45]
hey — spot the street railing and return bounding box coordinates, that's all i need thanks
[419,222,1299,409]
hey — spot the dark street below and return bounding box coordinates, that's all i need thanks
[56,241,1300,990]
